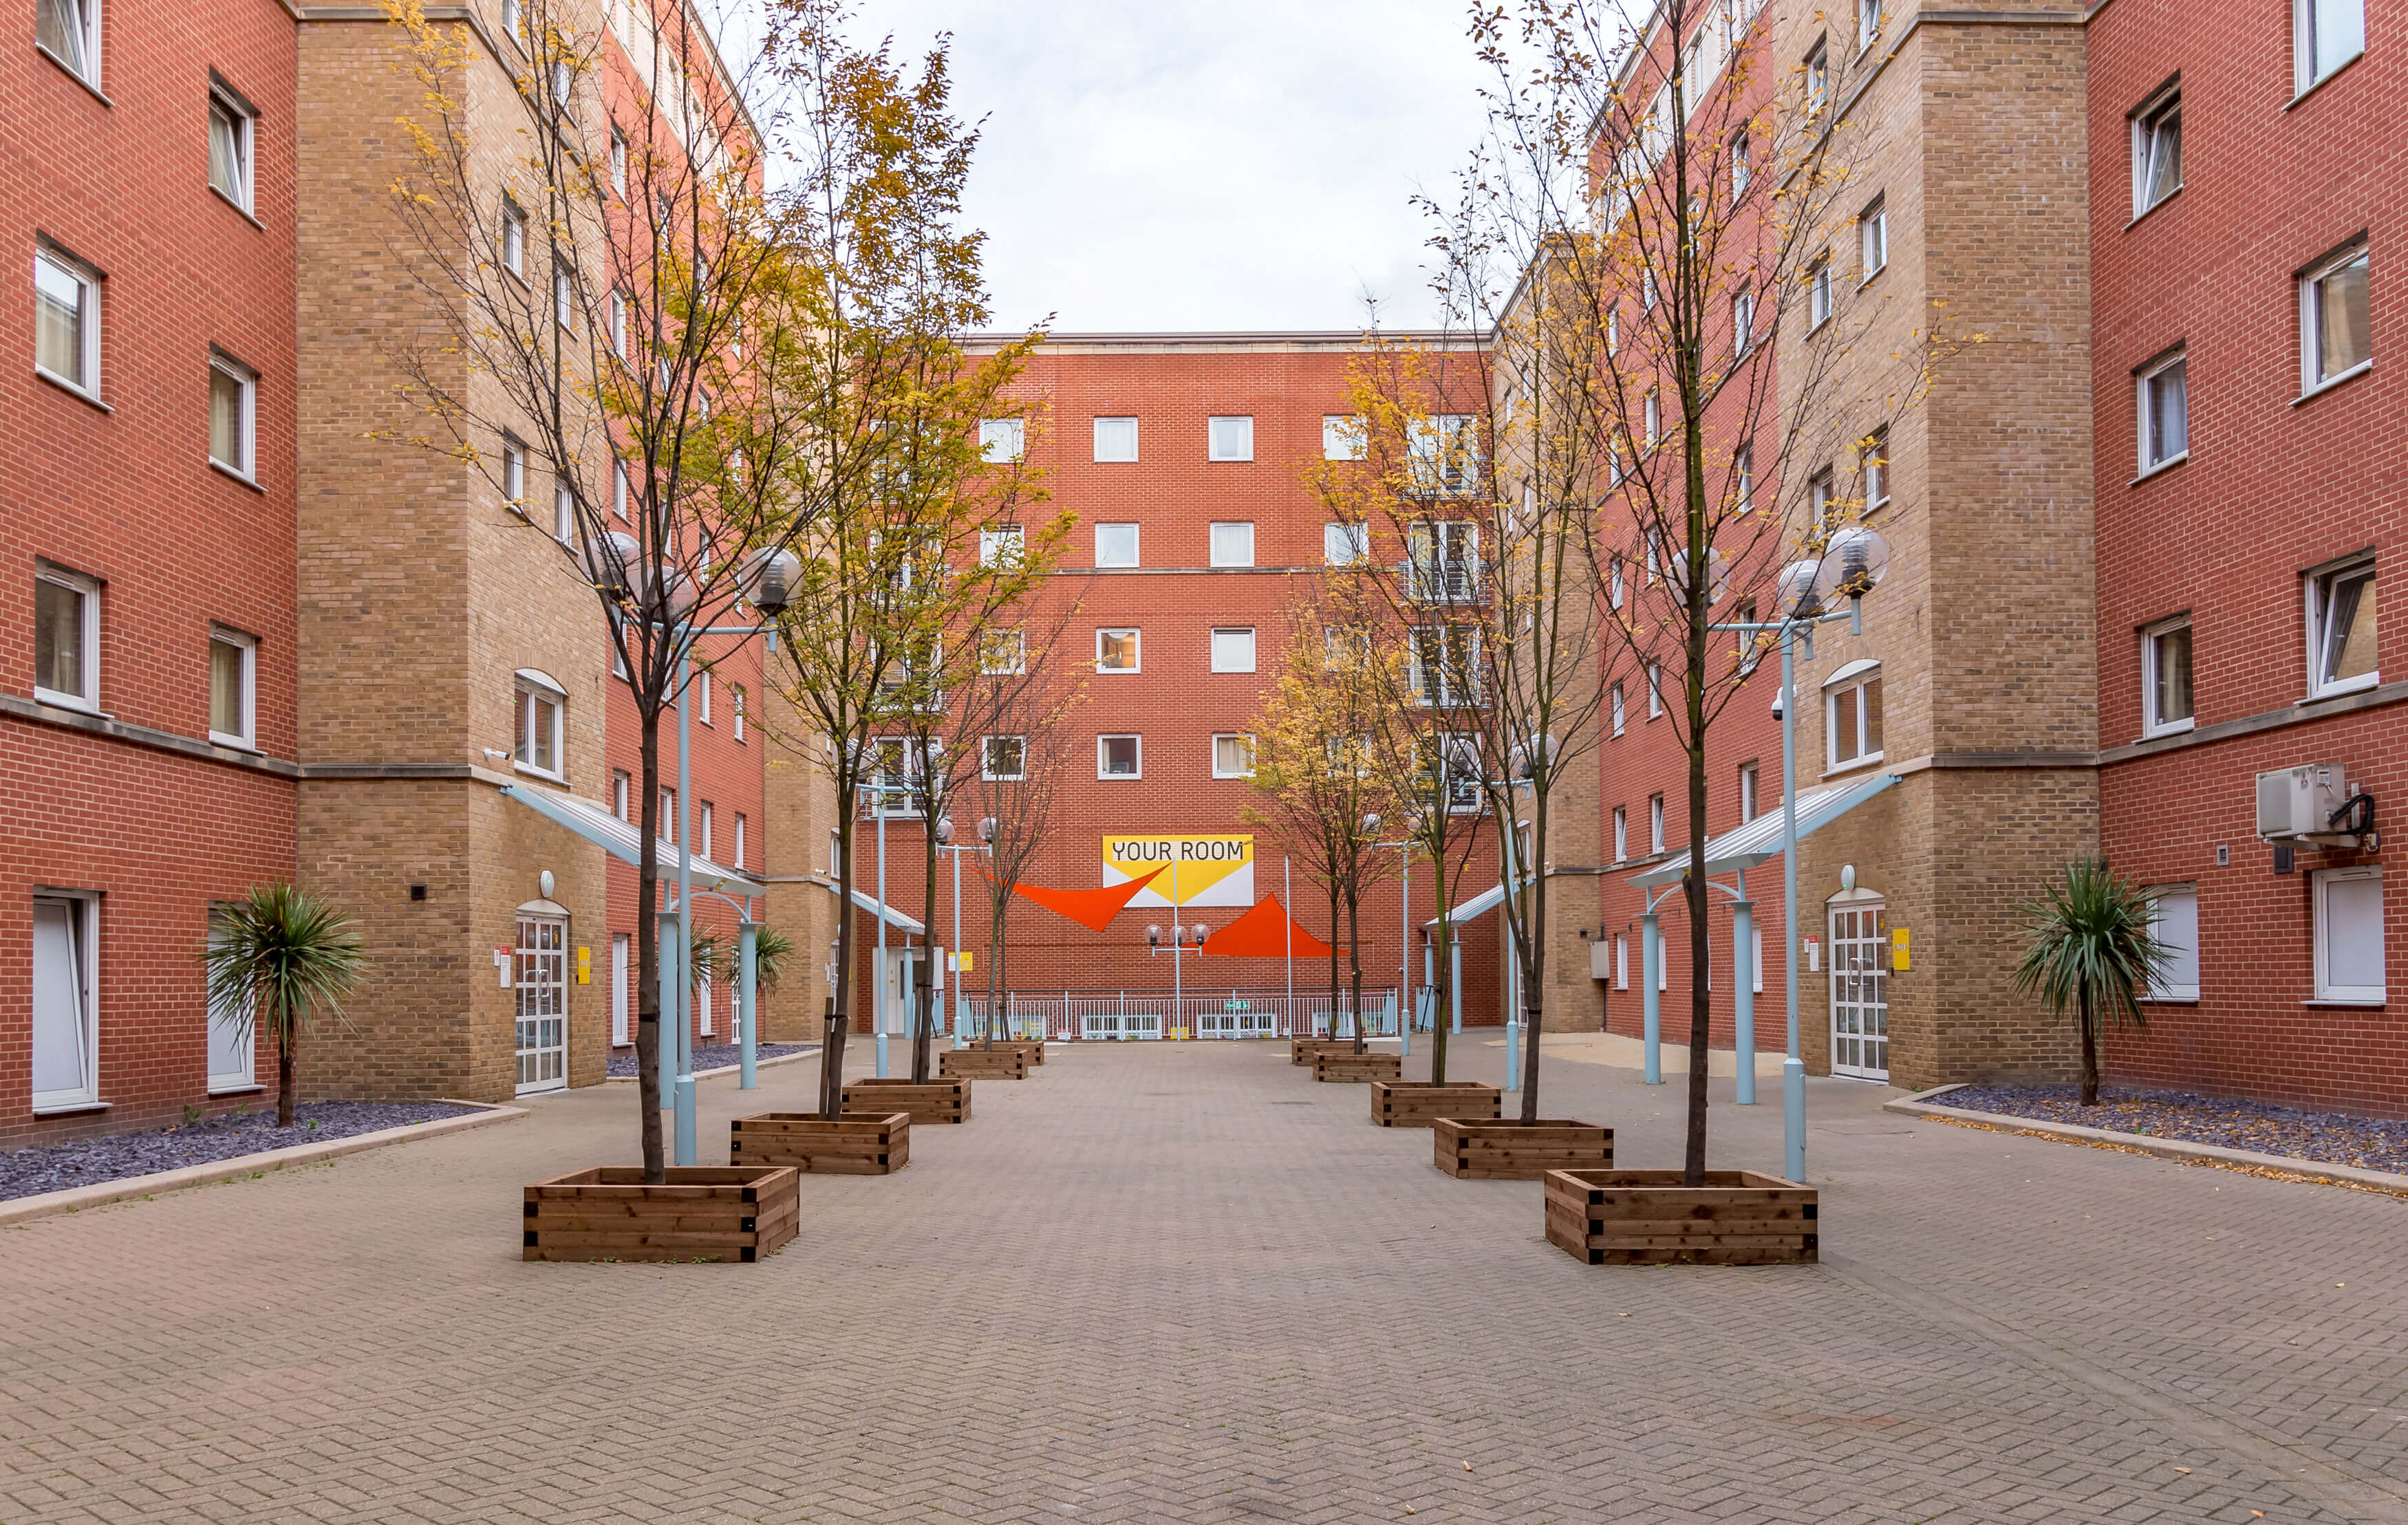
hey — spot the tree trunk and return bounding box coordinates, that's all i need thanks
[1518,863,1549,1125]
[820,995,848,1115]
[912,835,938,1083]
[825,800,857,1121]
[1682,668,1712,1189]
[1346,889,1364,1055]
[277,1021,297,1129]
[1430,909,1452,1085]
[636,719,666,1180]
[1326,885,1342,1041]
[2078,986,2099,1105]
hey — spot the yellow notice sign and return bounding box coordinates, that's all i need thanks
[1102,835,1256,908]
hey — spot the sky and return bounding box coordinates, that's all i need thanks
[841,0,1499,334]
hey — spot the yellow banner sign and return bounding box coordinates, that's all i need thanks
[1102,835,1255,907]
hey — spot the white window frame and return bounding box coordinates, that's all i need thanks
[555,266,574,330]
[1095,522,1139,568]
[1324,521,1368,566]
[1095,627,1141,673]
[2137,349,2189,474]
[501,435,526,511]
[208,83,256,214]
[611,130,627,195]
[980,627,1026,676]
[1857,0,1881,50]
[1808,256,1833,330]
[1615,933,1629,990]
[1207,415,1255,462]
[2312,865,2383,1002]
[698,801,714,860]
[31,891,100,1113]
[613,456,630,518]
[2305,554,2378,697]
[34,563,100,712]
[2130,80,2182,217]
[697,667,713,725]
[1858,198,1888,284]
[980,418,1025,463]
[1322,415,1364,461]
[1647,662,1664,718]
[610,290,629,359]
[1806,39,1829,113]
[1861,427,1889,510]
[1612,805,1628,862]
[1093,415,1139,463]
[2293,0,2365,96]
[1824,660,1885,770]
[2140,614,2195,737]
[981,734,1026,781]
[1732,290,1754,354]
[1210,521,1256,567]
[1739,762,1759,823]
[502,197,528,279]
[1212,733,1256,779]
[34,246,102,400]
[1210,627,1257,673]
[208,351,258,481]
[204,903,258,1094]
[1649,794,1666,854]
[732,684,746,742]
[36,0,101,87]
[2145,883,2200,1002]
[208,626,258,749]
[612,768,630,821]
[1097,733,1143,779]
[2299,242,2372,396]
[513,669,566,779]
[1611,682,1626,736]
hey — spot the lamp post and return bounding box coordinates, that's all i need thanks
[1490,737,1549,1094]
[1146,911,1207,1037]
[1367,812,1419,1054]
[934,815,994,1049]
[1706,526,1890,1182]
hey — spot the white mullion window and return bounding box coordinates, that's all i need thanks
[2140,615,2193,737]
[2145,884,2200,1001]
[1098,734,1141,779]
[2299,242,2372,395]
[982,735,1026,780]
[1824,660,1884,770]
[1808,256,1833,329]
[1207,415,1255,462]
[2294,0,2365,96]
[2305,556,2377,697]
[1210,521,1256,567]
[1858,197,1888,283]
[208,351,258,480]
[208,83,256,213]
[34,246,102,399]
[36,0,101,87]
[1212,733,1256,778]
[1210,627,1256,673]
[2312,867,2383,1002]
[32,894,100,1112]
[1095,522,1139,567]
[1096,627,1141,673]
[980,418,1026,463]
[1322,414,1365,460]
[1093,416,1139,462]
[2136,349,2189,474]
[34,564,101,711]
[513,669,566,778]
[2130,80,2182,217]
[502,197,528,279]
[1649,793,1666,853]
[208,627,258,748]
[1612,805,1627,861]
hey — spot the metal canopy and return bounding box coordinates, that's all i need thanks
[1424,878,1510,929]
[499,783,766,898]
[1624,772,1902,889]
[822,880,927,937]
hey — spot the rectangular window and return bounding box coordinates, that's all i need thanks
[662,788,676,839]
[980,525,1024,565]
[1210,521,1256,567]
[1806,39,1829,113]
[1647,662,1664,718]
[208,87,255,212]
[613,768,630,821]
[2295,0,2365,94]
[1095,522,1139,567]
[1098,734,1141,778]
[1408,625,1480,708]
[980,627,1026,675]
[1408,414,1479,495]
[2308,556,2377,696]
[36,0,98,84]
[34,565,98,710]
[515,675,565,777]
[35,248,99,396]
[502,198,527,278]
[555,267,574,329]
[552,482,577,541]
[1644,391,1660,449]
[2138,351,2189,471]
[204,904,257,1092]
[1096,627,1141,672]
[1613,805,1628,861]
[209,354,257,477]
[2147,885,2200,1001]
[1808,256,1832,329]
[982,735,1026,780]
[1322,415,1364,460]
[1406,519,1480,601]
[2142,616,2193,735]
[1826,665,1885,768]
[699,801,713,859]
[980,418,1025,463]
[612,932,631,1046]
[1322,625,1370,671]
[208,628,257,748]
[2131,83,2182,215]
[2301,244,2371,391]
[1207,415,1254,462]
[1324,521,1367,566]
[32,894,98,1111]
[1730,131,1751,202]
[1615,933,1628,989]
[611,290,629,359]
[1735,602,1763,675]
[502,436,526,510]
[1859,199,1887,281]
[1861,427,1889,510]
[1858,0,1881,47]
[1739,762,1759,823]
[1732,290,1754,354]
[1609,556,1625,608]
[1210,627,1257,673]
[613,457,630,519]
[732,684,746,742]
[1611,682,1626,736]
[2313,866,2383,1002]
[1649,794,1666,853]
[1810,466,1836,530]
[698,669,713,725]
[1093,415,1139,462]
[1212,733,1256,778]
[611,130,627,194]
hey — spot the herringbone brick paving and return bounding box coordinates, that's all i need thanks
[2,1035,2404,1523]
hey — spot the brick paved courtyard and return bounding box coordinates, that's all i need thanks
[4,1037,2406,1524]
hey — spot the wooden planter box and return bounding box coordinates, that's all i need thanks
[1432,1118,1613,1179]
[843,1077,971,1125]
[729,1111,910,1175]
[940,1046,1029,1080]
[1544,1169,1818,1265]
[1312,1050,1402,1084]
[1370,1080,1502,1128]
[522,1166,799,1264]
[1291,1038,1357,1066]
[968,1039,1043,1066]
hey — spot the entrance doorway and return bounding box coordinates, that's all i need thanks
[881,948,924,1038]
[1828,901,1889,1080]
[515,913,568,1093]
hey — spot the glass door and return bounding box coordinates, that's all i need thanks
[515,914,568,1093]
[1829,903,1889,1079]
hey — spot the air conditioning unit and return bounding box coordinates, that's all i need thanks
[2256,764,2349,841]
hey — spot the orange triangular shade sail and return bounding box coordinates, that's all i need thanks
[983,865,1166,933]
[1196,895,1335,960]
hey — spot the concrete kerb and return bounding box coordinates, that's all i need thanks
[603,1045,821,1085]
[0,1103,529,1229]
[1886,1084,2408,1195]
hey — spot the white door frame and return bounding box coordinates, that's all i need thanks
[515,911,569,1094]
[1827,891,1890,1081]
[32,894,100,1112]
[881,947,923,1036]
[206,907,256,1093]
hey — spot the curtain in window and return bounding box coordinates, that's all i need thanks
[2321,567,2376,684]
[2317,256,2371,379]
[209,106,243,198]
[35,258,84,384]
[38,0,86,72]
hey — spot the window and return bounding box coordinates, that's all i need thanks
[32,894,98,1112]
[1861,426,1889,510]
[1739,762,1759,823]
[1730,131,1751,202]
[662,788,677,838]
[206,903,257,1091]
[1613,805,1628,861]
[550,56,572,107]
[1644,391,1660,450]
[1611,682,1626,736]
[34,565,98,710]
[982,735,1026,780]
[1649,794,1666,853]
[980,418,1025,463]
[2308,556,2377,696]
[208,87,255,212]
[699,801,713,860]
[1323,625,1370,671]
[2141,616,2193,735]
[1825,660,1884,768]
[36,0,98,85]
[1323,415,1364,460]
[1439,735,1483,813]
[1607,304,1620,355]
[208,354,257,478]
[1806,39,1829,113]
[1735,602,1762,675]
[1408,625,1481,708]
[1732,290,1754,354]
[979,525,1024,565]
[610,290,629,359]
[731,684,746,742]
[1093,415,1138,462]
[697,669,713,725]
[502,198,527,278]
[2312,867,2383,1002]
[864,739,932,816]
[1857,0,1881,49]
[1098,734,1141,778]
[1408,414,1479,495]
[1615,933,1628,989]
[501,0,522,37]
[611,130,627,194]
[208,628,257,748]
[2138,351,2189,471]
[1212,733,1256,778]
[1210,627,1257,673]
[501,435,526,510]
[1406,520,1480,601]
[2294,0,2364,94]
[552,483,576,541]
[1808,256,1832,329]
[980,627,1026,675]
[612,768,630,820]
[1647,662,1664,718]
[1324,521,1368,566]
[1810,466,1836,530]
[1210,521,1256,567]
[2131,83,2182,215]
[1859,199,1888,282]
[1095,522,1139,567]
[514,671,565,777]
[1207,415,1254,462]
[1096,627,1141,672]
[2301,243,2371,391]
[2146,885,2200,1001]
[555,268,574,329]
[35,248,100,396]
[1642,270,1657,312]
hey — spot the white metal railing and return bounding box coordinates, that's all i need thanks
[959,988,1401,1041]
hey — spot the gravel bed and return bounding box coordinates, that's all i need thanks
[1,1101,485,1202]
[1938,1083,2408,1175]
[605,1041,815,1079]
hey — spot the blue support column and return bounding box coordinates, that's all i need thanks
[1450,940,1463,1035]
[1730,899,1756,1105]
[656,915,680,1112]
[739,922,758,1090]
[1642,911,1663,1085]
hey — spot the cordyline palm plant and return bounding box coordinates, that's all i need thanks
[2010,858,2169,1106]
[203,884,367,1128]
